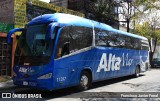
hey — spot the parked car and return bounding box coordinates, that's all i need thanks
[151,58,160,68]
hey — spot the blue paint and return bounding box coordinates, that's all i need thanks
[9,13,149,90]
[28,13,147,40]
[7,28,24,44]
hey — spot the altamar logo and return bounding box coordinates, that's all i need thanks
[96,53,134,72]
[19,67,34,73]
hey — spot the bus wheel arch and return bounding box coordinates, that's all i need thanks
[134,65,140,77]
[78,69,92,91]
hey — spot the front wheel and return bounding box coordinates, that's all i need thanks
[78,71,91,91]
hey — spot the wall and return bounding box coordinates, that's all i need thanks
[50,0,68,8]
[14,0,84,34]
[0,0,84,76]
[0,0,14,33]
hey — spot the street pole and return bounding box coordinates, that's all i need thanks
[127,1,130,32]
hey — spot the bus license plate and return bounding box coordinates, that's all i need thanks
[29,82,37,86]
[23,81,28,85]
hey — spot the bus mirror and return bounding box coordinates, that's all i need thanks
[61,42,70,57]
[46,22,59,40]
[7,28,24,44]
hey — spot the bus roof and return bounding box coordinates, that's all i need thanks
[28,13,148,40]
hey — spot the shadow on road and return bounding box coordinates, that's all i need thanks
[91,74,145,89]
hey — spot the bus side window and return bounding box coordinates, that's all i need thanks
[61,41,70,57]
[55,26,92,59]
[55,27,70,59]
[125,36,132,49]
[133,38,141,50]
[68,26,92,53]
[95,29,111,47]
[141,40,149,51]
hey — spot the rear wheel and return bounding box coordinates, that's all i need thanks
[78,71,91,91]
[134,66,140,77]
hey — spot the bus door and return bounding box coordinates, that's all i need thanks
[54,59,69,89]
[53,28,71,89]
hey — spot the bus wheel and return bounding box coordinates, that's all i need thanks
[78,71,91,91]
[134,66,140,77]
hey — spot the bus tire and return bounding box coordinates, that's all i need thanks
[78,71,91,91]
[134,66,140,77]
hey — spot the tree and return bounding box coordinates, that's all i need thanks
[84,0,118,28]
[131,1,160,63]
[118,0,160,64]
[117,0,159,32]
[132,21,160,63]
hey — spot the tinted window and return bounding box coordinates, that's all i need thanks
[95,29,144,50]
[55,26,93,59]
[125,36,132,49]
[96,29,118,47]
[95,29,125,48]
[131,38,141,50]
[141,40,149,50]
[117,35,126,48]
[68,26,93,53]
[14,24,55,66]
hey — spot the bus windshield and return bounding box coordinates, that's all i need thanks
[14,24,55,66]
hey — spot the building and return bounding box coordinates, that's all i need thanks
[119,25,127,32]
[67,0,119,29]
[0,0,84,76]
[50,0,135,31]
[50,0,68,8]
[50,0,135,30]
[117,0,134,32]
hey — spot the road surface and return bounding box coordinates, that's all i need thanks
[1,69,160,101]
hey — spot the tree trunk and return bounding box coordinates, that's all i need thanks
[127,18,130,32]
[149,38,157,68]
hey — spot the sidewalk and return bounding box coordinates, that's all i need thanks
[0,80,15,90]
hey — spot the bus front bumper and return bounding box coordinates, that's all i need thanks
[12,77,54,90]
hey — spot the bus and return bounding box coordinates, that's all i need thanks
[7,13,149,91]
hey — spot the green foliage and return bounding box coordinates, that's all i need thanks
[130,0,160,44]
[154,30,160,44]
[132,22,160,44]
[0,76,11,82]
[0,23,14,33]
[133,0,158,7]
[89,0,116,22]
[131,0,159,17]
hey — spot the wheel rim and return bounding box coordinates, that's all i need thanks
[80,75,88,87]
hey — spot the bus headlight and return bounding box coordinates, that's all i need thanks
[38,73,52,79]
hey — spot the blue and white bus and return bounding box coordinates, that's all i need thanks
[7,13,149,90]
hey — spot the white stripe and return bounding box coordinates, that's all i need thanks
[55,46,93,60]
[91,22,95,46]
[141,40,149,44]
[141,44,149,47]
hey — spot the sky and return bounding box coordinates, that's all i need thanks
[40,0,50,3]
